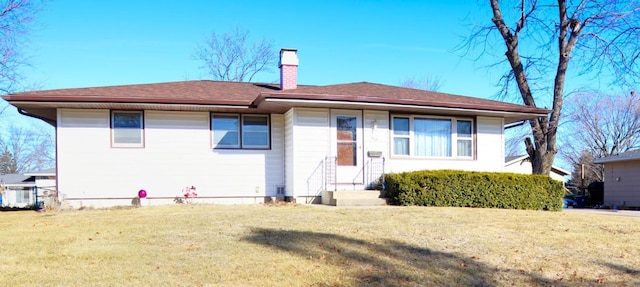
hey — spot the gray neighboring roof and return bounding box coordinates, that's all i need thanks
[24,168,56,176]
[593,149,640,164]
[505,155,528,165]
[504,155,571,176]
[0,174,33,186]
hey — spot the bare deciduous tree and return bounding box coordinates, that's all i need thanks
[505,123,531,157]
[0,125,54,174]
[1,0,39,94]
[0,102,7,118]
[568,150,603,187]
[193,26,277,82]
[561,91,640,183]
[399,75,444,91]
[465,0,640,175]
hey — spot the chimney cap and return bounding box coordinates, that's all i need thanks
[279,48,299,67]
[280,48,298,53]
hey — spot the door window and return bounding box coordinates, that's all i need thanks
[336,116,357,166]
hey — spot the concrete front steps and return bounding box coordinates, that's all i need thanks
[321,190,388,206]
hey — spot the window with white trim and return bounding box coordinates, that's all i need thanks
[456,120,473,157]
[16,189,30,204]
[212,114,240,148]
[111,111,144,147]
[212,114,270,149]
[392,117,410,155]
[392,115,473,158]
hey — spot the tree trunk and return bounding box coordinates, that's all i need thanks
[525,136,553,175]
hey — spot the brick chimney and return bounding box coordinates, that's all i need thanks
[279,48,298,90]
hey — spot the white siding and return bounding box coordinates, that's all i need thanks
[476,117,505,171]
[362,110,389,187]
[1,188,33,208]
[284,109,294,197]
[504,159,533,175]
[57,109,284,207]
[363,110,389,159]
[289,108,330,200]
[57,107,511,207]
[35,178,56,189]
[283,110,508,199]
[386,116,505,173]
[57,109,111,206]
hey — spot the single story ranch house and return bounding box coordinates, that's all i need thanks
[2,49,550,207]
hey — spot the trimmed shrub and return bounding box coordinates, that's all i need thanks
[384,170,564,211]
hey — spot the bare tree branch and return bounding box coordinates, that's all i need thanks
[505,123,531,156]
[399,75,444,91]
[465,0,640,175]
[0,0,39,94]
[560,90,640,184]
[0,124,54,173]
[193,26,278,82]
[0,100,7,117]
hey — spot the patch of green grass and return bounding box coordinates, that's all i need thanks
[1,205,639,286]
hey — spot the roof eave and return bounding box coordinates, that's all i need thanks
[6,100,254,126]
[256,94,549,122]
[23,172,56,177]
[504,155,530,166]
[594,155,640,164]
[258,92,549,112]
[1,183,36,187]
[3,94,252,106]
[8,101,251,110]
[551,166,571,176]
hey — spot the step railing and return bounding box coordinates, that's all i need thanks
[324,156,385,191]
[324,156,338,191]
[366,157,385,190]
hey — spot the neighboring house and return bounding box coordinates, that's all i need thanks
[504,155,570,182]
[0,168,56,208]
[2,49,550,208]
[593,149,640,208]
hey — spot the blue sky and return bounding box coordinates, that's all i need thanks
[6,0,607,171]
[22,0,500,98]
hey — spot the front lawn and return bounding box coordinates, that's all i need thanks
[0,205,638,286]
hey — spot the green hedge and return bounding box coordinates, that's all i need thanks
[384,170,564,211]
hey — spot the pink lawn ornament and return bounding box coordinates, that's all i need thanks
[138,189,147,198]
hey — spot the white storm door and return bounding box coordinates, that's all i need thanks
[331,110,363,184]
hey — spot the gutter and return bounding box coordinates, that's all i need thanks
[257,93,551,115]
[18,108,56,126]
[504,120,527,130]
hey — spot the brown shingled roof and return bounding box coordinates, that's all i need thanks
[2,80,550,124]
[3,80,280,105]
[260,82,544,114]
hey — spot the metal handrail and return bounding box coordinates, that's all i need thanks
[326,155,387,191]
[334,156,337,191]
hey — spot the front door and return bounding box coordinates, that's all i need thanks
[331,110,363,184]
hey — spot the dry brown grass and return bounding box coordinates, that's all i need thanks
[0,204,639,286]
